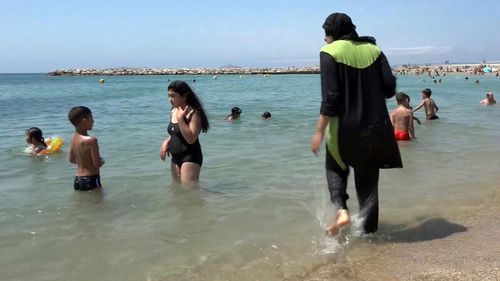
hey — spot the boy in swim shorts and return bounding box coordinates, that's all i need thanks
[68,106,105,191]
[413,88,439,120]
[390,92,415,141]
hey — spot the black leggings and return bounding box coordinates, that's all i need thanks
[326,152,380,234]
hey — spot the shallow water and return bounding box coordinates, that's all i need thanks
[0,73,498,280]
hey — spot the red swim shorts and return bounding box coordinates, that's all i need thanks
[394,130,411,141]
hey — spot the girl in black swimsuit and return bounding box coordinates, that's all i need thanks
[160,81,209,186]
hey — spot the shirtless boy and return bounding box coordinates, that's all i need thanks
[413,88,439,120]
[68,106,104,191]
[390,92,415,141]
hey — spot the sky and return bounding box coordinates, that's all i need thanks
[1,0,499,73]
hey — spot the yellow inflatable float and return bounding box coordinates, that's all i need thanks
[38,136,64,155]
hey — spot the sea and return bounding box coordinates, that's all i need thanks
[0,73,498,281]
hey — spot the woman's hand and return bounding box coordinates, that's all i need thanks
[311,131,324,155]
[160,138,170,161]
[175,106,188,122]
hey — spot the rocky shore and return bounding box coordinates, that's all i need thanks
[48,63,500,77]
[48,66,320,76]
[393,63,500,76]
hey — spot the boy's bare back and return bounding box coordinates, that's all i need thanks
[422,98,439,118]
[69,133,103,176]
[391,106,413,132]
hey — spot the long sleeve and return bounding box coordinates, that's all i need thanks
[320,51,342,116]
[379,52,397,98]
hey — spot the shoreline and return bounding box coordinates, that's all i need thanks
[302,187,500,281]
[46,63,500,76]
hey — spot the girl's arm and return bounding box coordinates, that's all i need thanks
[160,136,171,161]
[177,111,201,144]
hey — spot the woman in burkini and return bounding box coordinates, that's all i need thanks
[25,127,47,156]
[160,81,209,186]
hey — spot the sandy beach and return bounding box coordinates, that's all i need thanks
[302,188,500,281]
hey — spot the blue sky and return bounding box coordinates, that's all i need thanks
[1,0,499,73]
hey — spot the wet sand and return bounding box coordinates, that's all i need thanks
[302,190,500,281]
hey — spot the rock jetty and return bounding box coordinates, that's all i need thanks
[48,66,320,76]
[393,63,500,76]
[49,63,500,76]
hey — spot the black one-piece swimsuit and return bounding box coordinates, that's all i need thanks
[167,120,203,167]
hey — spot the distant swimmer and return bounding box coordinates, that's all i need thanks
[99,79,105,83]
[475,80,479,84]
[413,88,439,120]
[261,111,272,119]
[226,107,242,121]
[480,92,496,105]
[390,93,416,141]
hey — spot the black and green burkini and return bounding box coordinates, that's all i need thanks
[321,39,402,169]
[320,13,402,234]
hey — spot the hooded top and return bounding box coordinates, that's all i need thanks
[320,13,402,169]
[322,13,376,44]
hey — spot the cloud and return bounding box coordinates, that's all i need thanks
[387,46,453,56]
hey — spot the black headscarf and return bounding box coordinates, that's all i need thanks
[322,13,376,44]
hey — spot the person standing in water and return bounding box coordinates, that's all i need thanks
[390,93,416,141]
[311,13,402,237]
[413,88,439,120]
[68,106,105,191]
[160,81,209,186]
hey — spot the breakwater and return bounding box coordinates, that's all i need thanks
[48,66,320,76]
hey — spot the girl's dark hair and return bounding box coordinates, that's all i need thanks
[168,80,209,132]
[26,127,47,147]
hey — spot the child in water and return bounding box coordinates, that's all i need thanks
[413,88,439,120]
[226,107,242,121]
[390,93,415,141]
[25,127,47,156]
[261,111,272,119]
[68,106,105,191]
[160,81,209,186]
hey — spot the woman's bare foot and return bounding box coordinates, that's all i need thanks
[326,209,350,237]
